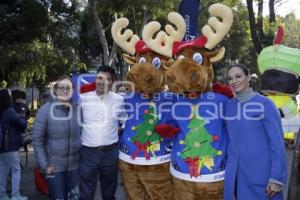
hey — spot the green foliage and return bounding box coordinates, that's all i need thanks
[78,0,180,68]
[0,0,79,90]
[280,13,300,48]
[0,80,7,89]
[1,0,300,92]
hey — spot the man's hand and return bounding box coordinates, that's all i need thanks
[266,182,282,198]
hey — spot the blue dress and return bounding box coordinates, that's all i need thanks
[224,94,287,200]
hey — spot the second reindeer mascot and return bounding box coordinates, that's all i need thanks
[111,14,184,200]
[144,3,233,200]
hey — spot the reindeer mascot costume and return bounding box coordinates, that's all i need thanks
[144,3,233,199]
[110,14,184,200]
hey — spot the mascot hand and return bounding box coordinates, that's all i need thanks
[154,124,179,139]
[80,82,96,93]
[213,82,234,98]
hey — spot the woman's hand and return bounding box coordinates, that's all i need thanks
[266,182,282,198]
[46,164,55,175]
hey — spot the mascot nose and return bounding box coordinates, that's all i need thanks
[189,72,199,82]
[145,75,155,84]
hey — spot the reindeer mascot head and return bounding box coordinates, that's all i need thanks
[111,15,184,200]
[111,14,185,94]
[144,3,233,199]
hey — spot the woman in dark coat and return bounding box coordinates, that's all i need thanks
[0,89,28,200]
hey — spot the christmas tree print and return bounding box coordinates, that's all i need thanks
[180,105,222,177]
[131,102,161,160]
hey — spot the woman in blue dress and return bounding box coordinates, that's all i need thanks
[224,64,287,200]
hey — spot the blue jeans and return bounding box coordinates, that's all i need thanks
[79,145,119,200]
[45,169,79,200]
[0,151,21,198]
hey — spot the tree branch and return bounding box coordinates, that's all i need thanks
[90,0,109,65]
[269,0,276,24]
[257,0,265,40]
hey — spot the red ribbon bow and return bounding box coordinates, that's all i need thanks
[185,157,200,178]
[131,141,151,160]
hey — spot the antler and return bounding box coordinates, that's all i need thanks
[202,3,233,50]
[111,17,139,55]
[142,12,186,57]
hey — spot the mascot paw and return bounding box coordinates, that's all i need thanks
[212,82,234,99]
[155,124,179,138]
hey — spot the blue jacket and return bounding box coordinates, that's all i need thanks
[119,92,175,165]
[0,107,27,153]
[170,92,228,182]
[224,94,287,200]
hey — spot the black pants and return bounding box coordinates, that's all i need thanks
[79,145,119,200]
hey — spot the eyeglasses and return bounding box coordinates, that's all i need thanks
[57,86,72,92]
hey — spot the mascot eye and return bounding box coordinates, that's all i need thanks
[178,55,185,60]
[152,57,161,69]
[192,52,203,64]
[138,57,146,64]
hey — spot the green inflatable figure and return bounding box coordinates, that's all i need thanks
[258,26,300,200]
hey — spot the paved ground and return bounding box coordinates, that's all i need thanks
[17,145,294,200]
[19,146,126,200]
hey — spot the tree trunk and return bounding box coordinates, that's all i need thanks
[269,0,276,25]
[109,42,117,65]
[90,0,109,65]
[246,0,263,54]
[257,0,265,40]
[139,5,149,38]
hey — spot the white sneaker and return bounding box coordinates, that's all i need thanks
[11,196,27,200]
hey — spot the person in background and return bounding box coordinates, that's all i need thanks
[13,98,30,120]
[0,89,28,200]
[79,65,126,200]
[224,64,287,200]
[116,85,127,96]
[40,92,52,106]
[32,76,81,200]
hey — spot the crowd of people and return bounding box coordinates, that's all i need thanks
[0,64,288,200]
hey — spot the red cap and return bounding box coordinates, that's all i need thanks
[172,36,207,56]
[135,40,152,54]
